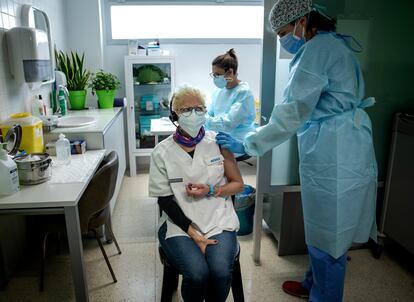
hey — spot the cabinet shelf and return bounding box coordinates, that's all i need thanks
[134,82,171,87]
[135,108,169,115]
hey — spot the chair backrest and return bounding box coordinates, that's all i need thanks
[78,151,119,233]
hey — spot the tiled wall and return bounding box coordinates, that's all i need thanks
[0,0,67,121]
[0,0,18,29]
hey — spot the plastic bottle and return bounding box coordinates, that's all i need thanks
[39,95,47,116]
[31,94,44,117]
[0,143,20,196]
[55,133,71,165]
[58,88,67,116]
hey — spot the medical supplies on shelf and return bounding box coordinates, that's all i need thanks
[139,115,160,136]
[140,94,160,111]
[125,56,175,155]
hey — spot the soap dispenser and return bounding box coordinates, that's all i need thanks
[58,86,68,116]
[0,143,20,196]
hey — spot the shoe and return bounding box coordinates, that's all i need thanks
[282,281,309,299]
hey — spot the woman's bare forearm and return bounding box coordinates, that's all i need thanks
[187,224,203,242]
[219,147,244,197]
[214,181,243,197]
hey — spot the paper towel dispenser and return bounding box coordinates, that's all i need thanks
[5,5,54,85]
[6,27,52,83]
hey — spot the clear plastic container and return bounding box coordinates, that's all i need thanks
[55,133,71,165]
[31,94,45,117]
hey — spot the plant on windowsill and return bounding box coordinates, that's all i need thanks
[55,49,91,110]
[89,70,121,109]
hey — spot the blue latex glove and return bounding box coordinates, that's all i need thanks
[216,132,246,154]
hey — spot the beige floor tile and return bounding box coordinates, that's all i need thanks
[2,240,158,302]
[118,174,150,200]
[85,242,157,302]
[112,197,157,244]
[343,249,414,302]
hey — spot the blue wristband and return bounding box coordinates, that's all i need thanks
[209,184,215,196]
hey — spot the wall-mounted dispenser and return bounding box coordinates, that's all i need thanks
[6,27,52,83]
[5,5,54,86]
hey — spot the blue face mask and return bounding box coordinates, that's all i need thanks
[279,22,305,55]
[213,75,228,89]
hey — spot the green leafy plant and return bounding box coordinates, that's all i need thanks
[133,65,168,84]
[89,70,121,93]
[55,48,91,91]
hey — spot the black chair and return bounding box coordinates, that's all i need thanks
[158,244,245,302]
[235,154,253,166]
[39,151,122,291]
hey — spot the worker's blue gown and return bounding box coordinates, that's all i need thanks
[244,32,378,301]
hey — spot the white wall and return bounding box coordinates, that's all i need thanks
[0,0,67,121]
[64,0,104,108]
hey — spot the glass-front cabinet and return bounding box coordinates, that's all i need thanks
[124,56,175,176]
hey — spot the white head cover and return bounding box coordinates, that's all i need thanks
[269,0,313,32]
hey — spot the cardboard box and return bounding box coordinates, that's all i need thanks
[45,140,87,156]
[147,48,161,56]
[70,140,86,154]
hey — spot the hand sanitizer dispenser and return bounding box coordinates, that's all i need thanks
[6,27,53,83]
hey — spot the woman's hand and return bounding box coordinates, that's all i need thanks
[194,236,218,254]
[186,183,209,198]
[187,225,218,254]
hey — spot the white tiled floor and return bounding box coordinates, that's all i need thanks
[1,160,414,301]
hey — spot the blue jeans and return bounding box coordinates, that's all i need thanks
[302,245,348,302]
[158,222,238,302]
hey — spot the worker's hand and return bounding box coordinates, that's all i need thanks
[216,132,245,154]
[186,183,209,198]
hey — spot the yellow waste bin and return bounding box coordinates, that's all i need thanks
[0,113,44,153]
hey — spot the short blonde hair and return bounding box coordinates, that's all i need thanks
[171,85,206,113]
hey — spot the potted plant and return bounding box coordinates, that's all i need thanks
[89,70,121,109]
[55,49,91,110]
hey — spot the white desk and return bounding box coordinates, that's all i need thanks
[0,150,106,302]
[150,118,176,144]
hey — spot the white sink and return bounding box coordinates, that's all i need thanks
[57,116,96,128]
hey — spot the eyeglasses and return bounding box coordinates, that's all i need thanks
[209,72,226,79]
[177,106,206,117]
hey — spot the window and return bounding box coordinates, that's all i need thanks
[106,2,264,43]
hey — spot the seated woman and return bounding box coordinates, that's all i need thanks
[206,48,256,141]
[149,85,244,302]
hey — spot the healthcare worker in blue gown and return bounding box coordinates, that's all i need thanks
[206,48,256,141]
[216,0,378,301]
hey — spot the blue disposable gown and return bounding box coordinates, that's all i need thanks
[206,81,256,140]
[244,32,378,258]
